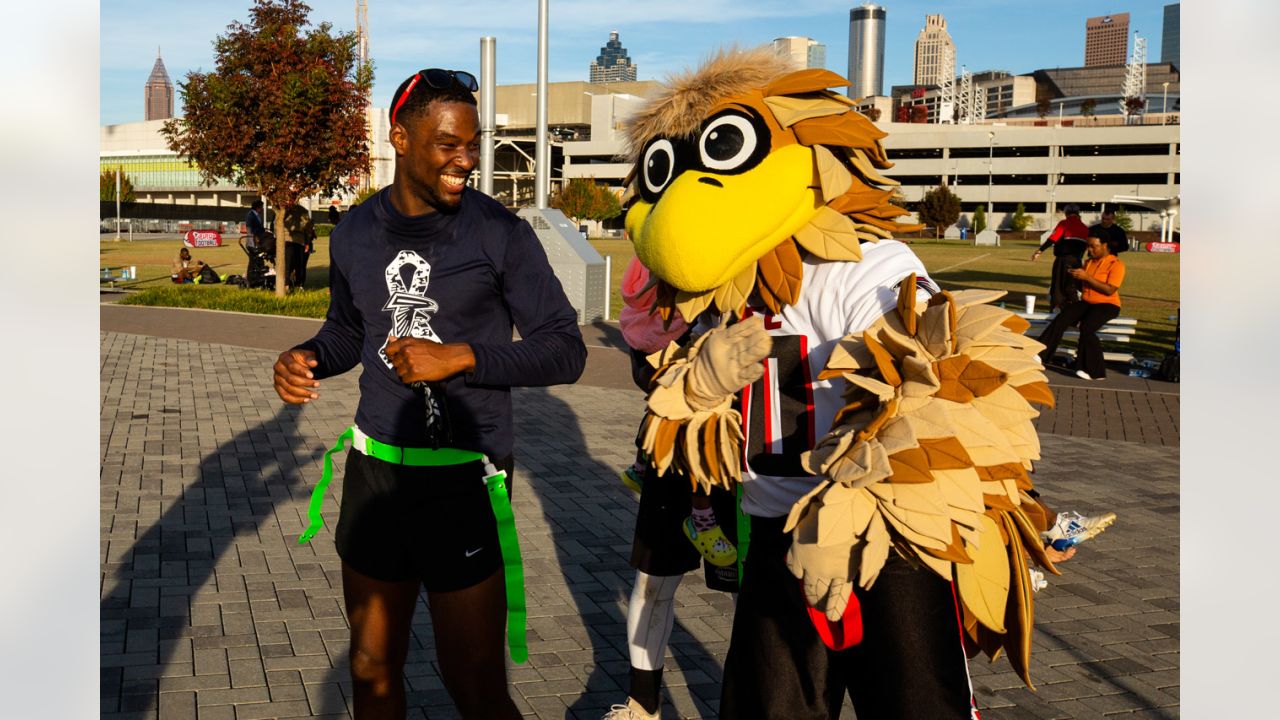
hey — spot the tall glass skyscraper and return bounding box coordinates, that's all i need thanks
[847,4,887,99]
[1161,3,1180,69]
[589,31,637,84]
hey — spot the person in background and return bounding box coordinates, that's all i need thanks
[329,204,342,225]
[282,203,317,289]
[1031,203,1089,310]
[170,247,204,284]
[245,200,270,252]
[1090,208,1129,255]
[605,256,738,720]
[1036,234,1126,380]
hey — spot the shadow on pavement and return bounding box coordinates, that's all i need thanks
[101,403,353,717]
[515,386,727,719]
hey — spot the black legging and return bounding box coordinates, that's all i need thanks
[721,516,976,719]
[1037,301,1121,378]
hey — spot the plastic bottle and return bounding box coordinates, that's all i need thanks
[1127,367,1152,378]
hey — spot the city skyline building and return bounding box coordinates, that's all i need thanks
[847,3,887,99]
[588,31,637,84]
[1161,3,1180,69]
[913,14,955,86]
[772,36,827,70]
[1085,13,1130,66]
[144,49,174,122]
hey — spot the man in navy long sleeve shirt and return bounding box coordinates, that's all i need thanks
[272,69,585,719]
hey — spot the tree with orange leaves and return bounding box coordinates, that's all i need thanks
[162,0,372,296]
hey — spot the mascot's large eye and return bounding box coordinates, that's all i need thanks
[640,138,678,202]
[698,109,770,174]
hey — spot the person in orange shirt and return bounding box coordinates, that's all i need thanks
[1036,234,1126,380]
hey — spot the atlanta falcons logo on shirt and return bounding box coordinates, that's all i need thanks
[380,251,446,430]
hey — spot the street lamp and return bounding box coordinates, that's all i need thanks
[986,131,995,219]
[1161,81,1169,124]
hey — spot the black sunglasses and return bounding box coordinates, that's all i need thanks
[391,68,479,126]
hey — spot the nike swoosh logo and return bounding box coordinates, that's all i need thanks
[465,547,483,558]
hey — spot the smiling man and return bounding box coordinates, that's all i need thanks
[272,69,585,719]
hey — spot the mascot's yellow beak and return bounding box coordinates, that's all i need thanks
[627,143,821,293]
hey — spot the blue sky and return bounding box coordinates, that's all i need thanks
[101,0,1176,126]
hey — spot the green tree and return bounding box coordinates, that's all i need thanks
[100,169,135,202]
[972,204,987,234]
[161,0,373,296]
[1036,98,1051,119]
[1080,98,1098,119]
[552,178,621,225]
[917,185,961,238]
[1008,202,1032,232]
[1112,206,1134,231]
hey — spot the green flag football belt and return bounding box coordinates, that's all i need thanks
[298,425,528,664]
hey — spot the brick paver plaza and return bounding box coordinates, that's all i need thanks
[101,310,1179,719]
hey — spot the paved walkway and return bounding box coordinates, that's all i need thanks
[101,305,1179,719]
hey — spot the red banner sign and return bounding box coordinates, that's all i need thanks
[1145,241,1180,253]
[184,230,223,248]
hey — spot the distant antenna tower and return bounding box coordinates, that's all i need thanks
[937,45,956,123]
[1121,32,1147,123]
[958,66,974,124]
[356,0,369,67]
[970,79,987,123]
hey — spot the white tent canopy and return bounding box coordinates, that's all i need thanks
[1109,194,1180,244]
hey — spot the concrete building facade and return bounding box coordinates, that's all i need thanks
[1085,13,1130,67]
[913,14,955,86]
[773,36,827,70]
[560,88,1178,231]
[847,4,887,99]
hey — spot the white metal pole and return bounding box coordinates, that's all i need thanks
[534,0,550,208]
[479,37,496,197]
[986,131,994,220]
[115,168,122,242]
[603,255,612,321]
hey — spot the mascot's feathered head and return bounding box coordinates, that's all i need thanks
[624,46,921,322]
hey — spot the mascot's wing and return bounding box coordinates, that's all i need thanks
[784,277,1056,689]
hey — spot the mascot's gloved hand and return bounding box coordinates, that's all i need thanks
[685,315,773,411]
[785,489,856,621]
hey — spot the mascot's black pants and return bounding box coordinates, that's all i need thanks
[720,516,978,720]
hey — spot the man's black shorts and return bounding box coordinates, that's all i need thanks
[629,465,739,593]
[335,450,514,592]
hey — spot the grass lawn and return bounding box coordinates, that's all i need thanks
[100,235,333,291]
[104,234,1178,357]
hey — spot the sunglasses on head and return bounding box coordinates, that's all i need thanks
[390,68,479,126]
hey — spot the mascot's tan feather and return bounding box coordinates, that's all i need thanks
[624,46,792,163]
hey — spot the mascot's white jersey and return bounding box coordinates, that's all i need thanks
[727,239,936,518]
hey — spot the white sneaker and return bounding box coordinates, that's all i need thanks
[1075,369,1093,380]
[1041,511,1117,551]
[603,698,660,720]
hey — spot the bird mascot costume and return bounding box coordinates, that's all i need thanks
[624,47,1059,719]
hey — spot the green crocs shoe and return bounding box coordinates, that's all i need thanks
[683,517,738,567]
[619,466,644,495]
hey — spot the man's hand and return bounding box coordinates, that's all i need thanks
[384,336,476,384]
[1067,268,1087,280]
[274,348,320,404]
